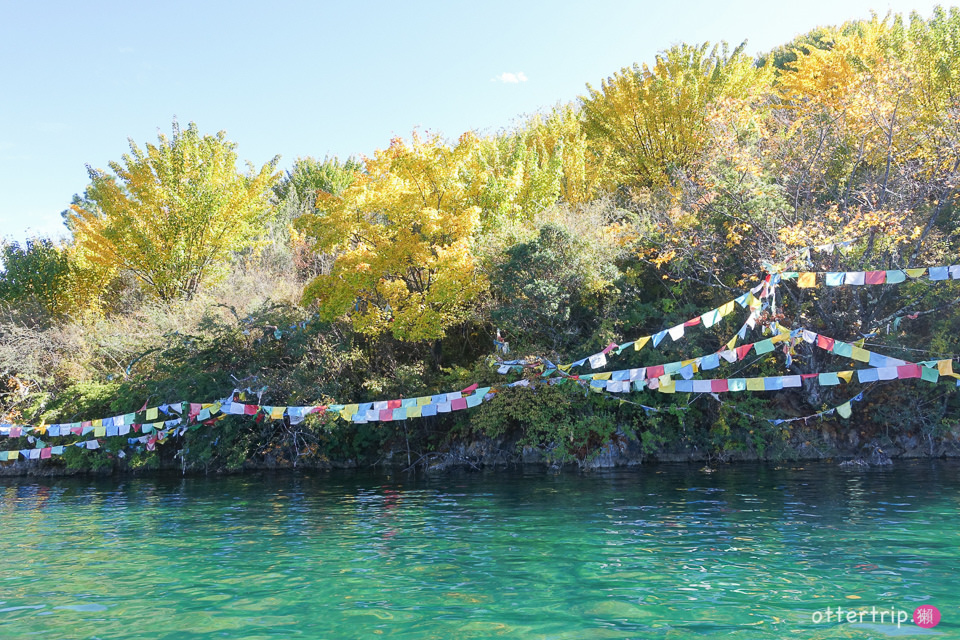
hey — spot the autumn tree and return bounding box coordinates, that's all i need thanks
[66,120,279,302]
[296,132,487,342]
[473,105,607,227]
[581,41,771,190]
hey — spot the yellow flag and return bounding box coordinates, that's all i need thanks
[270,406,286,420]
[341,404,359,420]
[146,407,158,421]
[718,301,735,317]
[837,371,853,383]
[407,405,422,418]
[416,396,431,406]
[594,372,612,381]
[850,346,870,362]
[797,272,816,288]
[746,378,765,391]
[905,268,926,278]
[94,426,106,437]
[657,376,676,393]
[726,336,737,350]
[93,419,102,428]
[634,336,651,351]
[938,359,955,376]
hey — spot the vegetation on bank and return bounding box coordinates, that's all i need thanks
[2,9,960,472]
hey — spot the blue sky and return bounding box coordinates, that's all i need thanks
[0,0,947,244]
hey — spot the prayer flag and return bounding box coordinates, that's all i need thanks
[850,346,870,363]
[634,336,650,351]
[701,309,721,328]
[764,377,784,391]
[667,324,684,341]
[905,268,926,278]
[746,378,765,391]
[864,271,885,285]
[797,272,816,288]
[885,270,906,284]
[700,354,720,370]
[825,272,844,287]
[877,367,898,380]
[692,380,712,393]
[929,266,949,281]
[837,371,854,383]
[837,402,852,419]
[589,352,607,369]
[710,379,729,393]
[921,367,940,383]
[857,369,880,383]
[845,272,866,285]
[146,407,158,421]
[819,372,840,386]
[451,398,467,411]
[897,364,920,380]
[833,341,853,358]
[754,339,775,355]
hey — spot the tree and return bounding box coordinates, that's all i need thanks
[65,120,279,301]
[0,239,72,318]
[490,222,619,354]
[296,132,487,342]
[581,42,771,190]
[273,156,362,220]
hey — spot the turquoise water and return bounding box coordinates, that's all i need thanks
[0,462,957,639]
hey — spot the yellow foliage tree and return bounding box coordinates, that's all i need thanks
[66,120,279,302]
[581,41,771,189]
[296,132,487,342]
[473,104,607,226]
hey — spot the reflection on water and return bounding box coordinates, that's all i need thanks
[0,462,957,639]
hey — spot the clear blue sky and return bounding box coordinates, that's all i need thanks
[0,0,948,244]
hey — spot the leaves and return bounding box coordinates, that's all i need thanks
[66,120,279,302]
[297,132,487,342]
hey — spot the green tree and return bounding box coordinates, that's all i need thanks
[0,239,72,318]
[66,120,280,301]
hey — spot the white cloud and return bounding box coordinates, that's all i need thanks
[493,71,528,84]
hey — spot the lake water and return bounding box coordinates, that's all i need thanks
[0,462,956,639]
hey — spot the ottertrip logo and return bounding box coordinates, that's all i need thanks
[810,605,940,629]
